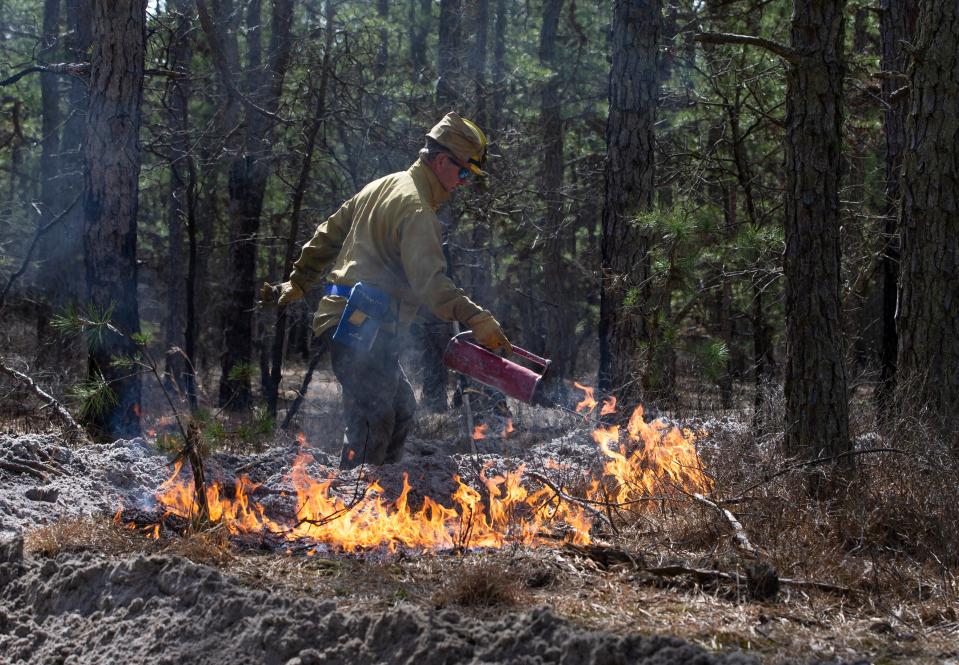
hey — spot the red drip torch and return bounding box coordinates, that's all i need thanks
[442,332,552,406]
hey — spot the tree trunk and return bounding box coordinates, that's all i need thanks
[895,0,959,447]
[408,0,431,71]
[163,0,193,403]
[598,0,660,410]
[267,0,335,418]
[50,0,91,306]
[216,0,294,410]
[83,0,146,439]
[877,0,917,405]
[540,0,575,379]
[782,0,850,470]
[38,0,61,231]
[436,0,462,108]
[490,0,507,131]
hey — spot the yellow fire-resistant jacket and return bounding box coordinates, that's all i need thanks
[289,158,485,336]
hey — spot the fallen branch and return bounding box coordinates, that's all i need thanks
[0,358,86,440]
[0,459,47,480]
[6,456,62,477]
[644,564,854,596]
[527,471,617,535]
[691,492,759,557]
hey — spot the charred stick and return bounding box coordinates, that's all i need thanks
[6,456,62,477]
[0,459,47,480]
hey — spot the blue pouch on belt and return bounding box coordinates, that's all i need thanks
[328,282,392,351]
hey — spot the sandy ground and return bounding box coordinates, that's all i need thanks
[0,429,771,665]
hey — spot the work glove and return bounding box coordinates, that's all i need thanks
[259,281,303,307]
[467,311,512,356]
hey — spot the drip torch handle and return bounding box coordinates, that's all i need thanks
[453,331,551,373]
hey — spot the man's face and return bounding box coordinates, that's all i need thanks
[434,153,470,193]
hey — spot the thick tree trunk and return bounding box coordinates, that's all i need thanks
[895,0,959,447]
[782,0,850,468]
[598,0,660,409]
[83,0,146,439]
[217,0,294,410]
[877,0,917,405]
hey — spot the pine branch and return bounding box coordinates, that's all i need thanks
[694,32,798,63]
[0,62,89,86]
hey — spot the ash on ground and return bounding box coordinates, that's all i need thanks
[0,421,793,665]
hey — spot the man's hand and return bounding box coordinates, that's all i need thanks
[259,281,303,307]
[467,311,512,355]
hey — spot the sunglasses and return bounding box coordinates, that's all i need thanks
[445,154,472,181]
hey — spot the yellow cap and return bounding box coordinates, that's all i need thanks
[426,112,489,176]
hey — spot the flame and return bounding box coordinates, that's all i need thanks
[146,428,157,437]
[472,424,488,440]
[574,382,597,415]
[297,432,307,446]
[501,419,514,438]
[146,390,711,553]
[600,396,617,416]
[133,403,142,417]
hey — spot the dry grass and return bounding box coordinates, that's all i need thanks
[25,517,146,558]
[10,373,959,663]
[433,561,518,608]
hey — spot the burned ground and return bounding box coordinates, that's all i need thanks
[0,419,956,664]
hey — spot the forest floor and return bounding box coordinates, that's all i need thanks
[0,308,957,665]
[1,366,957,665]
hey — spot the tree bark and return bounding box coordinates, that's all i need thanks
[877,0,917,405]
[598,0,660,409]
[83,0,146,439]
[46,0,91,307]
[267,0,335,418]
[436,0,462,108]
[895,0,959,447]
[216,0,294,410]
[408,0,431,71]
[782,0,850,470]
[163,0,193,404]
[540,0,575,379]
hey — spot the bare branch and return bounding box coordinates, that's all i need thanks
[194,0,292,126]
[0,358,86,441]
[0,62,89,86]
[0,194,82,311]
[694,32,798,63]
[691,492,758,557]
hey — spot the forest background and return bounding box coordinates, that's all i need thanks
[0,0,955,485]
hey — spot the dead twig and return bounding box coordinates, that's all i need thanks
[527,471,617,535]
[0,357,86,440]
[691,492,759,558]
[725,447,909,503]
[0,193,82,310]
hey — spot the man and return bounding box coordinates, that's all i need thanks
[262,112,510,469]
